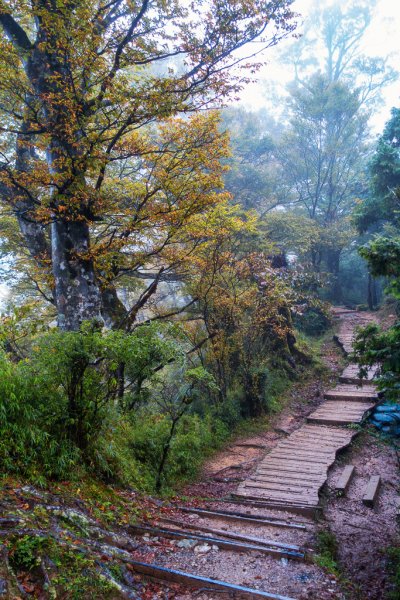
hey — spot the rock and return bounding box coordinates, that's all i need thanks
[48,507,94,526]
[194,543,212,554]
[0,577,7,595]
[212,545,219,551]
[177,538,197,549]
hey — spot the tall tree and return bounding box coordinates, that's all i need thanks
[0,0,296,330]
[276,74,369,300]
[281,0,395,102]
[270,0,396,302]
[352,108,400,396]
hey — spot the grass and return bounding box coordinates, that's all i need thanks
[314,529,340,576]
[386,545,400,599]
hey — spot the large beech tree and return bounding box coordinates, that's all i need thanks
[0,0,296,330]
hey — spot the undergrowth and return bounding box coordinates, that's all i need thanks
[314,529,340,576]
[0,320,332,494]
[386,545,400,599]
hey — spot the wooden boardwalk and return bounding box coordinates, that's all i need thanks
[235,309,379,514]
[236,425,355,511]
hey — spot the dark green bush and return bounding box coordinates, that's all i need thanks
[0,318,297,491]
[294,306,332,337]
[0,323,182,481]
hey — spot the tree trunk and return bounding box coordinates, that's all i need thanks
[51,219,102,330]
[326,248,342,303]
[367,273,378,310]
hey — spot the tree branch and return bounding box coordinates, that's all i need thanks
[0,12,32,52]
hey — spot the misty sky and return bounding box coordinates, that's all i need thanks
[238,0,400,133]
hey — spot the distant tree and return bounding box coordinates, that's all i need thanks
[353,109,400,393]
[221,107,289,213]
[276,74,369,301]
[354,106,400,305]
[354,107,400,233]
[281,0,396,103]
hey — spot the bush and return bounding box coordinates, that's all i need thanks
[0,317,297,491]
[294,305,332,337]
[126,410,229,492]
[0,349,80,481]
[352,321,400,401]
[0,323,182,481]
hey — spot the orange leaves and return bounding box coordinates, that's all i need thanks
[89,111,243,281]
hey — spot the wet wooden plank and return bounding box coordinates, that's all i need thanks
[233,490,317,506]
[278,442,339,451]
[246,480,318,494]
[307,416,361,426]
[256,469,326,481]
[334,384,377,391]
[257,460,325,472]
[230,494,320,517]
[307,400,374,425]
[129,524,305,560]
[240,487,319,505]
[127,560,297,600]
[308,410,369,418]
[362,476,381,507]
[335,465,355,496]
[274,446,335,456]
[266,454,332,464]
[339,364,379,384]
[157,516,302,551]
[324,390,378,401]
[177,506,308,530]
[251,477,325,490]
[297,426,354,439]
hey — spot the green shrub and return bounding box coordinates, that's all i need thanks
[387,545,400,599]
[126,410,229,492]
[314,529,339,575]
[0,322,182,482]
[294,306,332,337]
[0,317,299,491]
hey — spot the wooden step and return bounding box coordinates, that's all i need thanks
[307,400,374,425]
[335,465,355,496]
[177,506,307,530]
[324,390,378,402]
[362,476,381,507]
[339,364,379,384]
[127,560,297,600]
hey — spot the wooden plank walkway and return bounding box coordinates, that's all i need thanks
[324,385,378,402]
[236,425,355,512]
[235,309,380,515]
[339,364,379,384]
[307,400,375,425]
